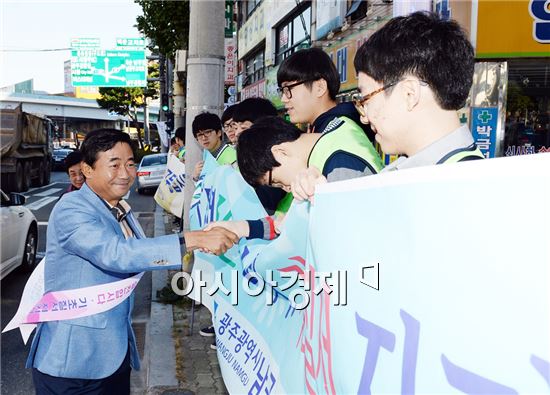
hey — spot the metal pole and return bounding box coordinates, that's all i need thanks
[143,98,150,146]
[173,52,186,131]
[183,0,225,230]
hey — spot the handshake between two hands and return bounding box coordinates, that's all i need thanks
[185,166,327,256]
[183,225,240,256]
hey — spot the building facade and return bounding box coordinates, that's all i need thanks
[229,0,549,158]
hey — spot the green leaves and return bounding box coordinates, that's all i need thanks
[97,87,143,117]
[135,0,190,60]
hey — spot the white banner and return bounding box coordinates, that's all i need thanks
[154,154,186,218]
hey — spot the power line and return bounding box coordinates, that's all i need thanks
[0,48,71,52]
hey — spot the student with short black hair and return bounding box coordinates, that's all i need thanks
[277,47,375,141]
[205,115,383,240]
[290,12,484,201]
[173,127,186,161]
[231,98,278,139]
[221,105,237,145]
[192,112,237,181]
[353,11,483,169]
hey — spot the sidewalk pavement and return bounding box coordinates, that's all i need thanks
[133,204,227,395]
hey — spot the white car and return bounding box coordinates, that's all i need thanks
[136,153,168,194]
[1,189,38,279]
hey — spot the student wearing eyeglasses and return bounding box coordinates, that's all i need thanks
[204,115,383,240]
[288,12,484,203]
[191,112,237,182]
[203,49,384,240]
[270,48,383,201]
[352,11,483,171]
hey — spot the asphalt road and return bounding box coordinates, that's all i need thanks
[1,171,158,394]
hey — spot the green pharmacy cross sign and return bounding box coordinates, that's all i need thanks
[71,49,147,87]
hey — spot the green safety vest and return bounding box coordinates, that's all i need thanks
[177,146,186,160]
[438,144,485,164]
[215,144,237,166]
[274,192,293,217]
[308,116,384,176]
[275,116,384,216]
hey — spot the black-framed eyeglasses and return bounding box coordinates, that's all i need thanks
[195,129,215,139]
[277,80,314,99]
[267,169,273,186]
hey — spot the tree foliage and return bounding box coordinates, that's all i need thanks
[97,87,145,147]
[96,63,160,148]
[97,87,144,117]
[135,0,190,59]
[507,81,534,115]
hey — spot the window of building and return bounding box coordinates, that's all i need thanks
[345,0,369,24]
[244,46,265,86]
[238,0,262,27]
[275,4,311,64]
[247,0,262,16]
[504,58,550,156]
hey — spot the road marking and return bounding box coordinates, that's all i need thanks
[23,182,61,197]
[37,221,49,226]
[34,188,63,197]
[26,196,58,211]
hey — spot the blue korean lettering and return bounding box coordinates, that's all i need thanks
[530,0,550,43]
[530,355,550,387]
[441,354,518,394]
[356,312,396,395]
[400,310,420,394]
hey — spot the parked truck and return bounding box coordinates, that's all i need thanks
[1,104,54,193]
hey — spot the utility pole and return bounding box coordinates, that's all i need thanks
[183,0,225,229]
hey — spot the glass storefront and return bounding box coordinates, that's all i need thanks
[504,58,550,156]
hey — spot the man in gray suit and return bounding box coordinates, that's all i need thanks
[27,129,238,394]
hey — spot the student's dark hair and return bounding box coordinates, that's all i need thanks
[221,105,236,124]
[81,129,134,167]
[174,127,186,142]
[354,11,474,110]
[232,98,277,123]
[237,116,301,186]
[170,137,177,145]
[192,112,222,136]
[64,150,82,173]
[277,48,340,100]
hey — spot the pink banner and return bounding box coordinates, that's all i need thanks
[3,259,143,342]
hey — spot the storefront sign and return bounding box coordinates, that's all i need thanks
[238,1,266,57]
[240,79,265,100]
[471,107,498,158]
[224,38,236,85]
[476,0,550,57]
[225,1,234,38]
[505,145,550,156]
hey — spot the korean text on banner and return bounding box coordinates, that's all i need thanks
[154,154,186,218]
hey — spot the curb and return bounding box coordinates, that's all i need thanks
[146,205,179,392]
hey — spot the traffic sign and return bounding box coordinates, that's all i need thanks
[71,49,147,87]
[116,37,146,50]
[71,38,100,49]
